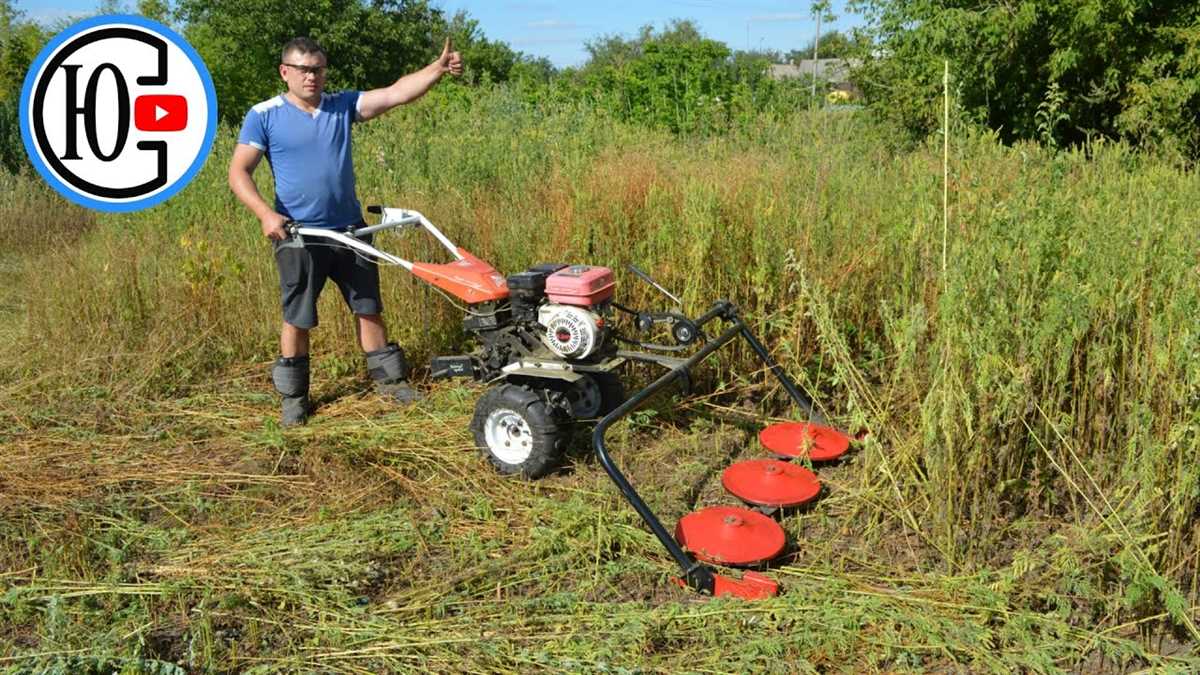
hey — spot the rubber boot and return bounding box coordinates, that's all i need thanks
[365,343,422,404]
[272,355,310,426]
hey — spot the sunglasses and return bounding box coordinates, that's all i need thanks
[282,63,327,76]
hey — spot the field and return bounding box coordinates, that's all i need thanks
[2,87,1199,672]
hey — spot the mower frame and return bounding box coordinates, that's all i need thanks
[592,299,827,598]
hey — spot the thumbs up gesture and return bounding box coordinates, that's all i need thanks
[436,37,464,77]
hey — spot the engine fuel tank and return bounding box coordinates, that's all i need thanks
[545,265,615,306]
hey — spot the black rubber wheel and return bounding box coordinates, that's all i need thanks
[549,372,627,420]
[591,372,626,418]
[470,384,565,479]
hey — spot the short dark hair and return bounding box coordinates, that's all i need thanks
[282,37,326,64]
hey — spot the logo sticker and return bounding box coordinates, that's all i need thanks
[19,15,217,212]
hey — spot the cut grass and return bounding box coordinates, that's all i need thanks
[1,372,1195,672]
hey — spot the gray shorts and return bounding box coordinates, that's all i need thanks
[274,227,382,329]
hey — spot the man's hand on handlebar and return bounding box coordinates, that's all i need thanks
[261,212,291,241]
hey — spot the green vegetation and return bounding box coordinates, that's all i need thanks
[851,0,1200,157]
[556,19,809,135]
[787,29,872,62]
[175,0,538,123]
[2,82,1200,670]
[0,1,46,172]
[3,1,1200,670]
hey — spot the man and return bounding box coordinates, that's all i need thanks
[228,36,463,425]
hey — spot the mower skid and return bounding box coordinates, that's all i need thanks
[713,571,779,599]
[672,571,779,600]
[430,355,476,380]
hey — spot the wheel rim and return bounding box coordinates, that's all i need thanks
[484,407,534,465]
[567,376,602,418]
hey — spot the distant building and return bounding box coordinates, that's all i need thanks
[769,58,862,99]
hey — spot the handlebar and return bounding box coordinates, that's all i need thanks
[283,206,465,269]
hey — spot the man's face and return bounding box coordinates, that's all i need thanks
[280,50,327,99]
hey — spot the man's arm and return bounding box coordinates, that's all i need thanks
[228,143,289,241]
[357,37,463,121]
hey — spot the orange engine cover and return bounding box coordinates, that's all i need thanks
[410,248,510,304]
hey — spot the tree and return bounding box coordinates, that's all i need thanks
[0,0,17,35]
[509,55,555,85]
[176,1,535,121]
[850,0,1200,156]
[583,33,642,71]
[444,10,525,84]
[582,19,705,71]
[0,1,50,172]
[787,30,870,61]
[95,0,128,14]
[0,1,48,102]
[570,20,796,134]
[736,48,782,64]
[177,0,447,122]
[136,0,171,24]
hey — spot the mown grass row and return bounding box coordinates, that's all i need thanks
[1,378,1187,672]
[2,86,1199,670]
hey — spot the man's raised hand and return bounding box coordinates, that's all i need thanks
[437,37,463,76]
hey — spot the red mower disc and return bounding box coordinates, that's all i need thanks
[759,422,850,461]
[722,459,821,508]
[675,506,786,566]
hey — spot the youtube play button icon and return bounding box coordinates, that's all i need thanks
[134,94,188,132]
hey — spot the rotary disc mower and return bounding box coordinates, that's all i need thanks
[288,207,856,600]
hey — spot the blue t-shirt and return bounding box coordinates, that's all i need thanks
[237,91,363,229]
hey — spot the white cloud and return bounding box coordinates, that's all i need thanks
[27,7,88,27]
[506,2,555,10]
[511,35,582,46]
[748,13,811,23]
[526,19,579,31]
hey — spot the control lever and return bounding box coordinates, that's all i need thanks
[628,264,682,307]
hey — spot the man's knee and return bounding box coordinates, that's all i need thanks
[282,323,311,344]
[356,313,387,334]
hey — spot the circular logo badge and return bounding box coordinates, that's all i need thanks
[19,15,217,212]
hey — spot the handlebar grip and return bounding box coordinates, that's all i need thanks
[366,205,382,214]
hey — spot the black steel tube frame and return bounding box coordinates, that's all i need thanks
[591,300,825,593]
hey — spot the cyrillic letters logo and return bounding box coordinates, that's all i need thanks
[19,15,217,212]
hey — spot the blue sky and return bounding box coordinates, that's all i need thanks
[14,1,865,68]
